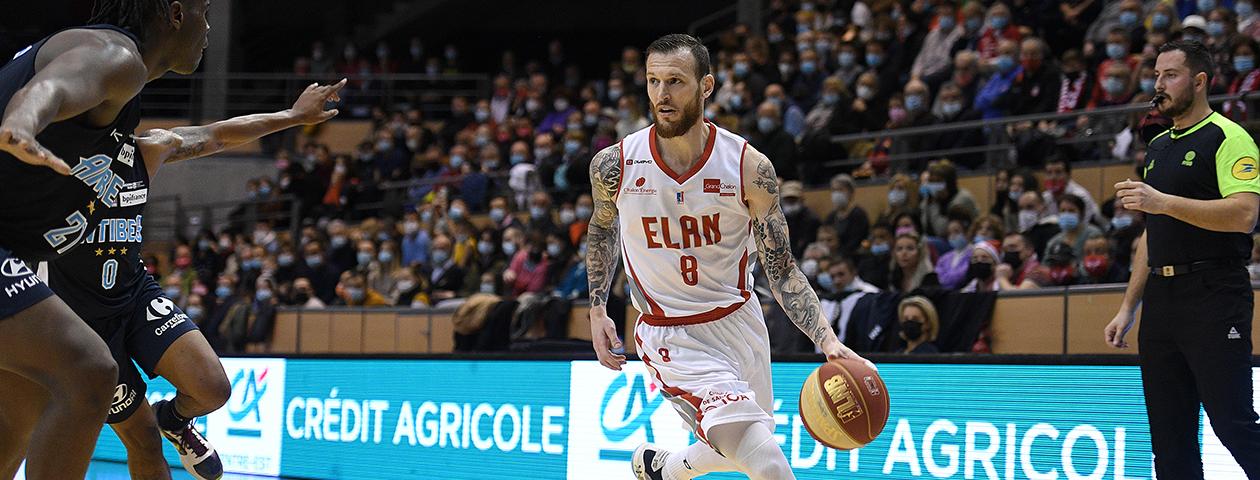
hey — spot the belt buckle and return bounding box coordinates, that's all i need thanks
[1161,265,1175,276]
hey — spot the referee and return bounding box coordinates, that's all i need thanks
[1106,40,1260,478]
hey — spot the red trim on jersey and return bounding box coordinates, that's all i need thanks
[635,331,709,445]
[613,139,626,201]
[737,249,749,295]
[639,295,750,327]
[738,141,749,208]
[623,244,664,316]
[648,121,717,185]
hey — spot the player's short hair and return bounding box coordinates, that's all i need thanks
[646,34,711,81]
[1158,40,1216,84]
[89,0,173,43]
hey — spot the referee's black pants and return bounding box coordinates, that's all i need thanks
[1140,266,1260,479]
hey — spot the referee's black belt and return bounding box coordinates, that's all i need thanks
[1149,259,1245,277]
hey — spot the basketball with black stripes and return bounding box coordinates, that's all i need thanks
[798,358,890,450]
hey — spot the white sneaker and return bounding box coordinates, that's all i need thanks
[631,443,669,480]
[154,400,223,480]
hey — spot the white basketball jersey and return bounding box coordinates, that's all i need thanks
[616,121,756,325]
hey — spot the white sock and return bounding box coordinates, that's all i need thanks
[664,441,737,479]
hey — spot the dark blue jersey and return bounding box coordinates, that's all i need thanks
[0,25,143,262]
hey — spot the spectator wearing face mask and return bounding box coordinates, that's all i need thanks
[524,191,559,237]
[1047,194,1103,263]
[615,95,649,139]
[291,277,326,309]
[1040,242,1080,287]
[920,160,979,238]
[1077,236,1128,284]
[1041,156,1103,227]
[897,296,941,354]
[912,3,964,90]
[993,168,1040,234]
[568,194,595,246]
[976,2,1023,62]
[1088,61,1135,109]
[996,232,1047,289]
[951,2,986,55]
[1057,49,1095,112]
[779,181,821,258]
[554,234,589,300]
[935,215,977,289]
[877,173,920,227]
[504,235,552,296]
[1011,37,1062,115]
[390,268,427,307]
[844,71,888,134]
[1239,0,1260,37]
[822,174,870,257]
[831,42,865,89]
[748,101,800,182]
[975,39,1024,119]
[337,271,390,307]
[789,50,827,111]
[1224,36,1260,121]
[1015,190,1062,257]
[961,240,1003,293]
[857,222,895,290]
[424,234,467,302]
[220,277,279,353]
[558,130,592,202]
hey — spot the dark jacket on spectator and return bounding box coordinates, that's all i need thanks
[749,126,799,181]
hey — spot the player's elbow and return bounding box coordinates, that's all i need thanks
[1234,202,1258,233]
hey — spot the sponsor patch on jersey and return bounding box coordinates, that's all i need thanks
[623,177,657,196]
[119,188,147,207]
[116,143,135,167]
[1232,157,1259,181]
[703,178,737,197]
[625,158,652,166]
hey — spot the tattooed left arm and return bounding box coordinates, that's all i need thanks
[742,146,857,360]
[136,79,346,175]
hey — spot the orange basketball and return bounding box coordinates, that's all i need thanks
[798,358,890,450]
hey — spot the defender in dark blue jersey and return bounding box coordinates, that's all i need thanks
[46,79,344,480]
[0,1,212,478]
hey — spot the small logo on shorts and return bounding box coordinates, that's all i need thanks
[0,259,33,278]
[1229,327,1243,340]
[109,383,137,415]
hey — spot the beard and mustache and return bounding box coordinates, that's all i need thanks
[653,86,705,138]
[1155,84,1196,119]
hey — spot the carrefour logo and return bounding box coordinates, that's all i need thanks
[228,368,269,437]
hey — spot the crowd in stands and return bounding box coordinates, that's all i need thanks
[152,0,1260,355]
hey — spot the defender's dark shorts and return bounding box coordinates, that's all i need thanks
[0,246,53,320]
[100,278,199,423]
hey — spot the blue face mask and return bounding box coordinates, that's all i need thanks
[1058,212,1081,231]
[800,61,817,74]
[449,155,464,168]
[941,101,963,117]
[306,255,322,267]
[216,286,232,298]
[1103,77,1126,95]
[1208,21,1226,37]
[564,140,581,154]
[510,153,527,165]
[431,249,450,265]
[1119,11,1139,28]
[757,117,777,133]
[357,252,373,265]
[164,287,181,299]
[822,93,839,105]
[345,288,365,303]
[888,188,907,205]
[838,51,856,67]
[871,242,891,256]
[1199,0,1216,13]
[256,289,273,302]
[1111,215,1134,230]
[816,272,835,291]
[1140,78,1156,94]
[478,241,494,256]
[866,53,883,67]
[1106,43,1127,60]
[996,55,1016,73]
[938,16,956,31]
[734,62,750,77]
[489,208,506,223]
[378,251,394,263]
[949,234,968,250]
[904,94,924,112]
[186,306,203,319]
[965,17,983,32]
[1153,13,1170,29]
[1240,2,1256,18]
[1236,55,1255,73]
[989,16,1009,30]
[926,181,947,195]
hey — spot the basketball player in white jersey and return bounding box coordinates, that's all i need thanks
[587,34,864,480]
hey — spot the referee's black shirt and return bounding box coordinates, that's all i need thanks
[1142,111,1260,267]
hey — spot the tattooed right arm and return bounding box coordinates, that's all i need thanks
[586,144,623,308]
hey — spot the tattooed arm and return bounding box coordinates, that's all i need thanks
[136,79,346,177]
[587,144,627,370]
[743,146,857,360]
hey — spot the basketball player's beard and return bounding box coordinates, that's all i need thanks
[1157,86,1194,119]
[655,94,703,139]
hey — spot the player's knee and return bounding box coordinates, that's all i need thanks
[115,420,164,460]
[745,459,793,480]
[203,369,232,411]
[55,347,117,406]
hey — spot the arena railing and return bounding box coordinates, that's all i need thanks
[825,91,1260,172]
[140,72,492,122]
[264,283,1260,363]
